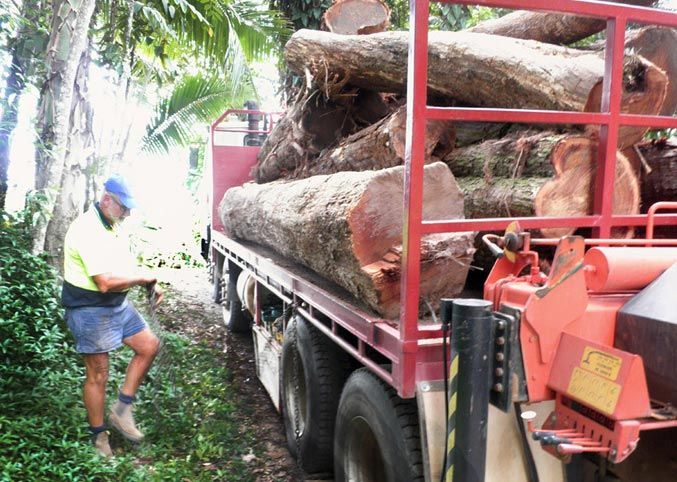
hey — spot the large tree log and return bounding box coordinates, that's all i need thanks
[255,87,397,183]
[444,129,566,179]
[220,162,475,319]
[467,0,655,45]
[450,135,639,238]
[285,29,665,112]
[293,105,454,178]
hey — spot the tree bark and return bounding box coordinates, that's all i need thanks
[220,162,475,319]
[444,129,566,179]
[293,105,454,178]
[0,2,44,211]
[635,140,677,209]
[44,42,95,269]
[467,0,655,45]
[285,29,615,111]
[0,48,25,212]
[32,0,97,253]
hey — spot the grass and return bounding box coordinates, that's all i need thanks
[0,211,259,481]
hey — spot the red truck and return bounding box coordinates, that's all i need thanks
[205,1,677,481]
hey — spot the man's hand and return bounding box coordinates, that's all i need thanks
[146,281,164,309]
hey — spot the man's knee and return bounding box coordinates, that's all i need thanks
[140,333,160,358]
[85,355,109,385]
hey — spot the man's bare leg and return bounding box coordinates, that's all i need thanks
[109,328,159,442]
[83,353,109,426]
[120,328,160,397]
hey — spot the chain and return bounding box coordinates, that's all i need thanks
[288,307,305,481]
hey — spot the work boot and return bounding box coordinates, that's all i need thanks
[92,431,113,457]
[109,400,144,442]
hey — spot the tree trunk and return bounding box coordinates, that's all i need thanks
[467,0,655,45]
[44,42,95,269]
[0,1,44,211]
[0,48,25,212]
[220,162,475,319]
[444,129,566,179]
[285,29,624,111]
[293,105,454,178]
[32,0,97,253]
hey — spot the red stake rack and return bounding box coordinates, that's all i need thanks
[398,0,677,398]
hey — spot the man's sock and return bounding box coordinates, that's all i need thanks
[89,423,107,441]
[118,392,135,405]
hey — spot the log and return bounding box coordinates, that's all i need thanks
[220,162,475,319]
[467,0,655,45]
[323,0,390,35]
[535,136,640,237]
[284,29,659,112]
[449,135,639,239]
[293,105,454,178]
[636,139,677,209]
[444,129,567,179]
[621,27,677,117]
[583,56,668,148]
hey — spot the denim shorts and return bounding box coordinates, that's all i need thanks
[65,300,147,354]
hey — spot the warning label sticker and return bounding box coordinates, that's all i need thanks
[567,367,621,415]
[580,347,622,381]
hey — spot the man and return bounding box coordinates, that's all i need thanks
[62,174,163,456]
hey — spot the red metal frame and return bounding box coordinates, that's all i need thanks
[398,0,677,398]
[208,2,677,401]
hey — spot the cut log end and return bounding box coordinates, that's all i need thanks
[323,0,391,35]
[534,136,640,238]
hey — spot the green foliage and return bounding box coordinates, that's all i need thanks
[0,210,257,480]
[142,74,252,155]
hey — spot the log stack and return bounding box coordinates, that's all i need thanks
[220,8,675,319]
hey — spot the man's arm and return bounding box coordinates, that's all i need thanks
[92,273,164,306]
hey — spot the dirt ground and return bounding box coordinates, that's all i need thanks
[154,266,306,481]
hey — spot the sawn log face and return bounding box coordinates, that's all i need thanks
[219,162,475,318]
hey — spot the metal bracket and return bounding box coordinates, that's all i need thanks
[490,308,527,412]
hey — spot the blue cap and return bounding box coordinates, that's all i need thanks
[103,174,138,209]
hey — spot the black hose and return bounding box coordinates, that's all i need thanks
[514,402,540,482]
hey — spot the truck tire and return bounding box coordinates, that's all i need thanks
[334,368,424,482]
[280,316,348,474]
[221,264,251,333]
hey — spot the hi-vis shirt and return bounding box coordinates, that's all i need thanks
[61,204,138,308]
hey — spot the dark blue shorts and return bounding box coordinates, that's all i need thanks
[65,300,147,354]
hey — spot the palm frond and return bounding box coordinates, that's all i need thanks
[141,74,253,156]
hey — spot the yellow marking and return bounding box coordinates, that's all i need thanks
[567,367,621,415]
[580,347,622,381]
[445,465,454,482]
[447,428,455,450]
[448,392,457,416]
[449,355,458,383]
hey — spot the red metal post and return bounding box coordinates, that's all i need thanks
[593,15,627,238]
[399,0,430,397]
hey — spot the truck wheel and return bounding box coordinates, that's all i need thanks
[334,368,423,482]
[280,316,348,474]
[221,264,251,333]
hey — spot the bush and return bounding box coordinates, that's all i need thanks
[0,210,257,481]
